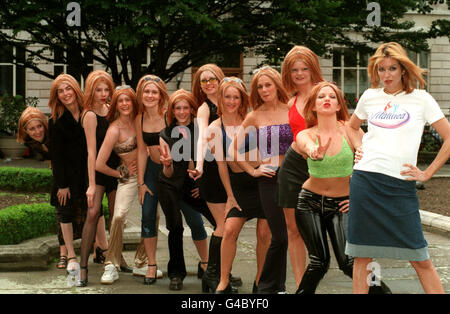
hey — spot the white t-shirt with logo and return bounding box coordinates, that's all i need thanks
[353,88,445,180]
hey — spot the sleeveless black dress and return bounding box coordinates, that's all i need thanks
[198,98,227,203]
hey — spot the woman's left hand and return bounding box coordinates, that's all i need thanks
[191,187,200,199]
[338,199,349,213]
[400,164,431,182]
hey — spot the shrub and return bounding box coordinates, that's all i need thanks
[0,167,52,192]
[0,203,57,245]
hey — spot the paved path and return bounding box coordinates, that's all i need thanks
[0,158,449,295]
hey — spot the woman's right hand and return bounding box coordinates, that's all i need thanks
[138,184,153,205]
[354,146,364,164]
[308,135,331,160]
[57,187,71,206]
[127,160,138,176]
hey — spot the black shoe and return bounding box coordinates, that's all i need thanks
[120,265,133,273]
[76,266,88,287]
[169,277,183,291]
[215,284,238,294]
[143,264,157,285]
[197,261,208,279]
[229,273,242,287]
[252,281,258,293]
[93,247,107,264]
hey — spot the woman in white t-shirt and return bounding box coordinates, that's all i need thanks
[345,42,449,294]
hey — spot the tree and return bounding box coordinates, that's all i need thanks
[0,0,449,86]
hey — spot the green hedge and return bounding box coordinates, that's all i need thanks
[0,167,52,192]
[0,203,57,245]
[0,198,110,245]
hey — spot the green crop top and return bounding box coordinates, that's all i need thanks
[307,136,353,178]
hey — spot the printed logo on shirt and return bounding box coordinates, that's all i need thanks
[369,102,410,129]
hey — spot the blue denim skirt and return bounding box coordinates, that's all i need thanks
[345,170,429,261]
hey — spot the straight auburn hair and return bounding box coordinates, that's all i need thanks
[17,107,49,144]
[48,74,84,122]
[107,87,139,123]
[303,81,350,128]
[368,42,426,93]
[217,77,249,120]
[166,89,197,126]
[281,45,324,94]
[192,64,225,106]
[135,74,168,117]
[249,66,289,110]
[83,70,114,111]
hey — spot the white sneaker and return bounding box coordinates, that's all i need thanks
[101,264,119,284]
[133,266,163,279]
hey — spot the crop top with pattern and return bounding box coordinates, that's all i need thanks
[113,136,137,155]
[307,136,353,178]
[256,124,293,160]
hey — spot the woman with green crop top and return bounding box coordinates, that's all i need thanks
[294,82,391,294]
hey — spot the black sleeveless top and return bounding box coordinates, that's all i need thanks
[141,114,160,146]
[82,110,120,168]
[206,98,219,124]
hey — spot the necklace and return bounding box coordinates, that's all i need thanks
[384,88,403,96]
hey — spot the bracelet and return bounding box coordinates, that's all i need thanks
[138,183,145,187]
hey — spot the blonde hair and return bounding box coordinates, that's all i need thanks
[281,46,324,94]
[303,81,350,128]
[136,74,168,117]
[166,89,197,126]
[83,70,114,111]
[17,107,48,144]
[48,74,84,122]
[217,77,249,119]
[192,64,225,105]
[368,42,426,93]
[249,66,289,110]
[107,87,139,122]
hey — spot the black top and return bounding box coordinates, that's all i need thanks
[141,114,160,146]
[24,134,51,161]
[206,98,219,124]
[158,121,197,190]
[82,110,120,171]
[49,109,88,206]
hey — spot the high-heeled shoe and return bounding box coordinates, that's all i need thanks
[197,261,208,279]
[76,266,88,287]
[143,264,157,285]
[252,281,258,293]
[215,284,238,294]
[93,247,107,264]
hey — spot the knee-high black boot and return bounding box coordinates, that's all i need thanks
[202,234,222,293]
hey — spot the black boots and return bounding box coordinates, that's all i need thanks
[202,234,222,293]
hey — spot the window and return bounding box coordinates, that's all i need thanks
[54,48,93,89]
[0,45,26,96]
[332,48,430,109]
[192,50,243,80]
[332,48,369,109]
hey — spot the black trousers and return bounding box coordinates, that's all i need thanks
[257,174,288,293]
[158,176,215,279]
[295,189,352,294]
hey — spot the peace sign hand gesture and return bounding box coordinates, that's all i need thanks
[158,145,172,167]
[308,135,331,160]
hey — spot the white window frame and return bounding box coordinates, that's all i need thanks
[0,46,26,96]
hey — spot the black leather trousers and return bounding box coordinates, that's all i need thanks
[295,189,352,294]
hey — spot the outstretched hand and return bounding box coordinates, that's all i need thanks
[309,135,331,160]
